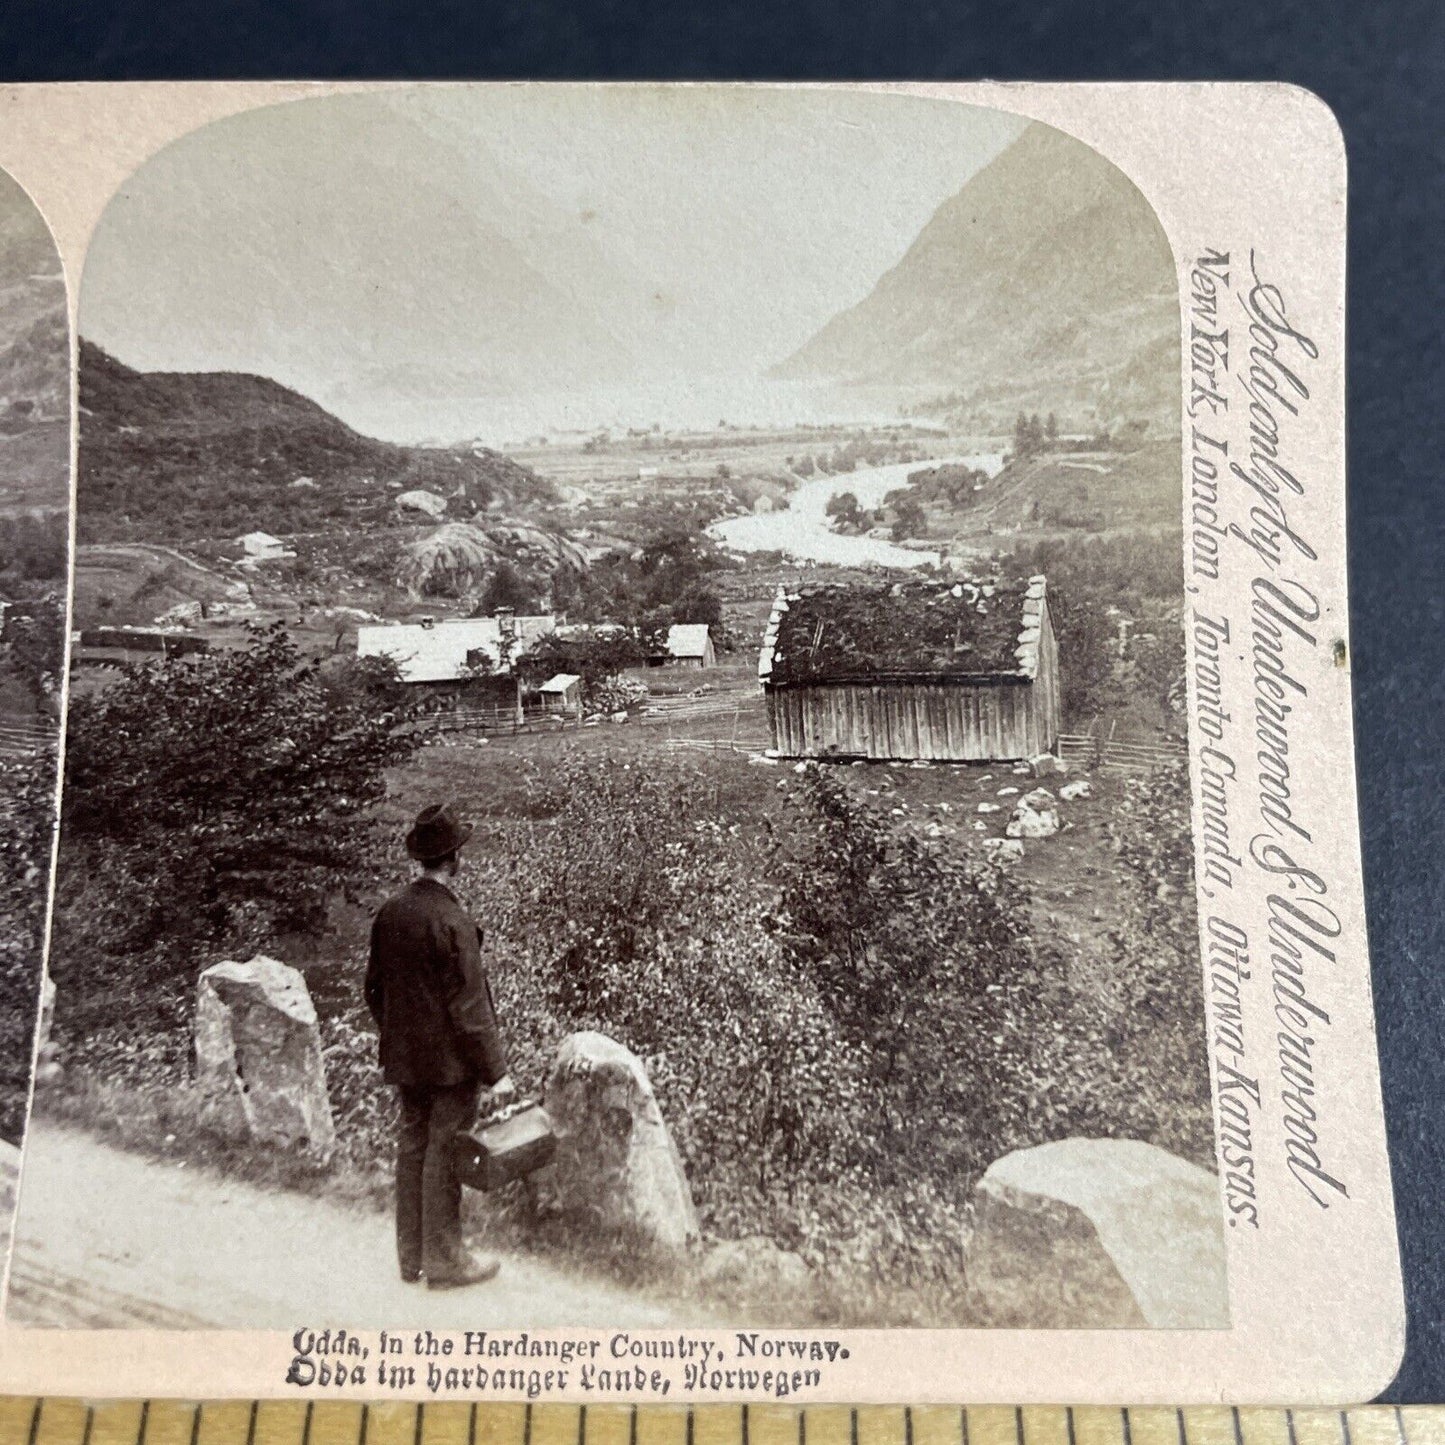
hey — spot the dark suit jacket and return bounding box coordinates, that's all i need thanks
[365,877,508,1089]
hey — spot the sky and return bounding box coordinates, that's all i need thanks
[78,86,1028,440]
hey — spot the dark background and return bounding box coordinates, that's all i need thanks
[3,0,1442,1402]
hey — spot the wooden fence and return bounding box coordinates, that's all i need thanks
[1058,729,1186,771]
[0,720,56,759]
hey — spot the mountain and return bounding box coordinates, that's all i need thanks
[79,94,677,438]
[775,122,1178,432]
[0,171,68,511]
[77,342,557,544]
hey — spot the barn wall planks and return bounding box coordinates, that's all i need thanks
[767,669,1060,762]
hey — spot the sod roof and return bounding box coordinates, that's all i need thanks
[759,576,1048,686]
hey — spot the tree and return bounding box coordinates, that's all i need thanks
[890,497,927,541]
[825,491,865,534]
[518,627,644,699]
[474,559,537,616]
[1045,412,1059,442]
[58,624,429,966]
[2,594,65,717]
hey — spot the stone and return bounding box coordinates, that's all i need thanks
[976,802,1001,814]
[195,956,335,1162]
[966,1138,1229,1329]
[982,837,1025,864]
[544,1030,699,1258]
[35,973,60,1082]
[395,488,447,519]
[1060,780,1092,801]
[1007,788,1060,839]
[700,1236,810,1294]
[1028,752,1060,778]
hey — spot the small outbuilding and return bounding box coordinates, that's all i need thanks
[651,623,716,669]
[239,530,290,561]
[537,672,583,714]
[758,576,1060,762]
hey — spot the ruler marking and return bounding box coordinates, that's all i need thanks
[1065,1409,1075,1445]
[1121,1411,1132,1445]
[851,1410,859,1445]
[630,1406,638,1445]
[246,1400,260,1445]
[415,1403,426,1445]
[1394,1408,1407,1445]
[906,1407,914,1445]
[302,1402,314,1445]
[1286,1412,1299,1445]
[1340,1412,1351,1445]
[524,1404,533,1445]
[743,1405,751,1445]
[24,1399,41,1445]
[188,1403,203,1445]
[1016,1408,1025,1445]
[360,1404,371,1445]
[799,1409,807,1445]
[469,1402,478,1445]
[580,1405,588,1445]
[1231,1409,1243,1445]
[1177,1409,1187,1445]
[961,1410,970,1445]
[138,1400,151,1445]
[81,1406,94,1445]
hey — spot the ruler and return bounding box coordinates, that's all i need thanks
[0,1404,1441,1445]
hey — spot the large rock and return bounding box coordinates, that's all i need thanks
[396,488,447,519]
[544,1031,699,1257]
[1006,787,1060,838]
[195,956,335,1162]
[966,1138,1228,1328]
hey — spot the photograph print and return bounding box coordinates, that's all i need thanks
[7,86,1226,1334]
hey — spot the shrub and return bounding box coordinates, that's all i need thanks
[51,626,432,1038]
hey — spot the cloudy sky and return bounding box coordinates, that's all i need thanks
[80,86,1026,440]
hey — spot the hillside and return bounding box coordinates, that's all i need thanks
[776,122,1178,434]
[77,342,558,543]
[78,93,673,434]
[899,436,1180,546]
[0,171,68,512]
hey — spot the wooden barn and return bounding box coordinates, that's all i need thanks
[758,576,1060,762]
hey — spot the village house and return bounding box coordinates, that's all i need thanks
[355,612,557,714]
[650,623,716,670]
[238,530,291,563]
[758,577,1060,762]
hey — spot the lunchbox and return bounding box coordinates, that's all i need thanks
[454,1100,556,1191]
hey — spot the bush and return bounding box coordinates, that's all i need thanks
[0,751,58,1141]
[51,626,432,1039]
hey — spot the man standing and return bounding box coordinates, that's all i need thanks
[366,802,514,1289]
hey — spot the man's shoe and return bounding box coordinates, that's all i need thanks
[426,1255,501,1290]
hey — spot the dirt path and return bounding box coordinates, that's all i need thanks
[7,1123,700,1330]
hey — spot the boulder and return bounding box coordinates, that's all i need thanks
[1007,787,1060,839]
[701,1236,810,1294]
[976,802,1001,814]
[966,1138,1229,1329]
[544,1031,699,1257]
[35,973,60,1082]
[1028,753,1062,778]
[195,956,335,1162]
[396,488,448,519]
[1060,780,1092,802]
[982,837,1025,865]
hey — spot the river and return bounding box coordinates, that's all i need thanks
[708,452,1005,569]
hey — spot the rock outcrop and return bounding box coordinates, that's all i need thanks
[700,1235,810,1294]
[966,1137,1229,1328]
[195,956,335,1162]
[544,1031,698,1258]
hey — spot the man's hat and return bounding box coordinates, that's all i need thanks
[406,802,474,863]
